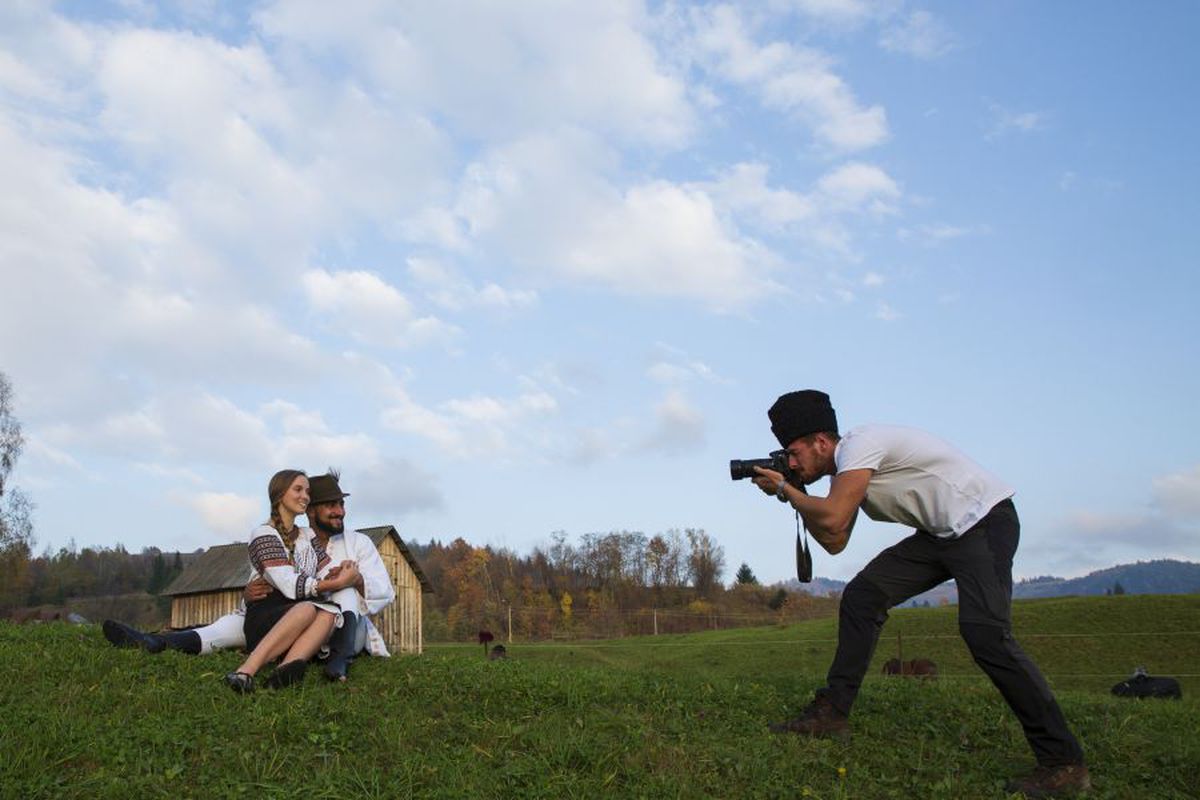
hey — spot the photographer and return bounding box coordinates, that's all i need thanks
[749,390,1088,798]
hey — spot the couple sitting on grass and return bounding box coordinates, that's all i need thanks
[103,469,395,693]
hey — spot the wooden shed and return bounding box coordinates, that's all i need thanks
[162,525,433,654]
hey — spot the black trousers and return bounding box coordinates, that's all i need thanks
[824,499,1085,767]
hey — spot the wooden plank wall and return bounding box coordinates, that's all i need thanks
[370,536,424,654]
[171,590,242,629]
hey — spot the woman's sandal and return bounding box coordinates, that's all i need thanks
[264,659,308,689]
[224,671,254,694]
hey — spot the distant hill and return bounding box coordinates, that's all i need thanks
[1013,559,1200,599]
[781,559,1200,607]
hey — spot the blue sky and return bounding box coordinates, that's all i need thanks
[2,1,1197,585]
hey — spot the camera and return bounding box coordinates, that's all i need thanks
[729,449,795,483]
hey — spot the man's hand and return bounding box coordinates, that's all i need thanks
[243,576,272,603]
[751,466,786,497]
[334,561,360,590]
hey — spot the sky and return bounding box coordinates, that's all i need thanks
[2,0,1198,586]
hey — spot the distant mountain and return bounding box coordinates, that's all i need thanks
[1012,559,1200,599]
[780,559,1200,607]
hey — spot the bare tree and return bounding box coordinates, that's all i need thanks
[686,528,725,598]
[0,372,34,610]
[0,372,22,500]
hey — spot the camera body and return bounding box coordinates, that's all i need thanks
[729,450,796,483]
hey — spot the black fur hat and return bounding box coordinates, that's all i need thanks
[768,390,838,448]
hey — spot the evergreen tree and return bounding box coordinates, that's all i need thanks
[734,562,758,585]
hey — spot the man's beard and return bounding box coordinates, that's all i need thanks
[313,517,345,536]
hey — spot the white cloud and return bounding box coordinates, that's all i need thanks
[180,490,261,539]
[564,179,773,307]
[381,387,559,458]
[691,5,888,152]
[702,161,901,263]
[407,257,538,312]
[444,131,777,309]
[641,390,706,454]
[770,0,881,27]
[863,271,885,287]
[703,162,817,230]
[1152,465,1200,520]
[302,268,460,348]
[986,104,1049,140]
[897,222,989,246]
[254,0,694,148]
[646,343,720,386]
[816,162,900,213]
[348,458,444,520]
[879,10,957,60]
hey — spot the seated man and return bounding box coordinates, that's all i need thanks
[103,471,395,680]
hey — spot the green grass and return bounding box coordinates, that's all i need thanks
[2,595,1197,799]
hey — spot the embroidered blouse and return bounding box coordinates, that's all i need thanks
[246,524,332,599]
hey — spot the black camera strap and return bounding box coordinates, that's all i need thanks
[794,484,813,583]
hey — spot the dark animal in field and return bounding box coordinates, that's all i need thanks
[478,629,494,656]
[882,658,938,678]
[1111,667,1182,700]
[489,644,507,660]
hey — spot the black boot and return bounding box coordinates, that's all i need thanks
[323,612,358,681]
[157,630,202,655]
[102,620,165,653]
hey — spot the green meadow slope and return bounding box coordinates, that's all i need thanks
[2,595,1196,799]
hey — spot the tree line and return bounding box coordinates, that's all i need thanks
[411,529,838,642]
[1,542,190,614]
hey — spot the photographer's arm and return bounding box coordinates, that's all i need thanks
[754,467,872,555]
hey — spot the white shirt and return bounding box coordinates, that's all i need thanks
[322,529,397,656]
[835,424,1014,538]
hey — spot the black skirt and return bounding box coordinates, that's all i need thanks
[244,592,308,653]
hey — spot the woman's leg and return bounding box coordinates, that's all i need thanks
[279,609,337,665]
[234,603,317,677]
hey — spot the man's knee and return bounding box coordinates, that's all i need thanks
[960,621,1007,661]
[841,575,890,620]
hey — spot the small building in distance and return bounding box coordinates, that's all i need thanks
[162,525,433,654]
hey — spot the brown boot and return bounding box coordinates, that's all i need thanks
[1005,764,1091,798]
[768,692,850,738]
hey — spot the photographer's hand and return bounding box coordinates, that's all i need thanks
[753,466,871,555]
[751,466,787,498]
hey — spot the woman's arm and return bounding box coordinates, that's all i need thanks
[248,527,320,600]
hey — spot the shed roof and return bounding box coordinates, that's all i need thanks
[162,543,253,596]
[162,525,434,596]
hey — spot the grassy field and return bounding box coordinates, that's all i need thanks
[2,595,1196,799]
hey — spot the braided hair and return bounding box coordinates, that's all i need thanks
[266,468,307,556]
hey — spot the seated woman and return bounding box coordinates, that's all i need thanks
[224,469,360,693]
